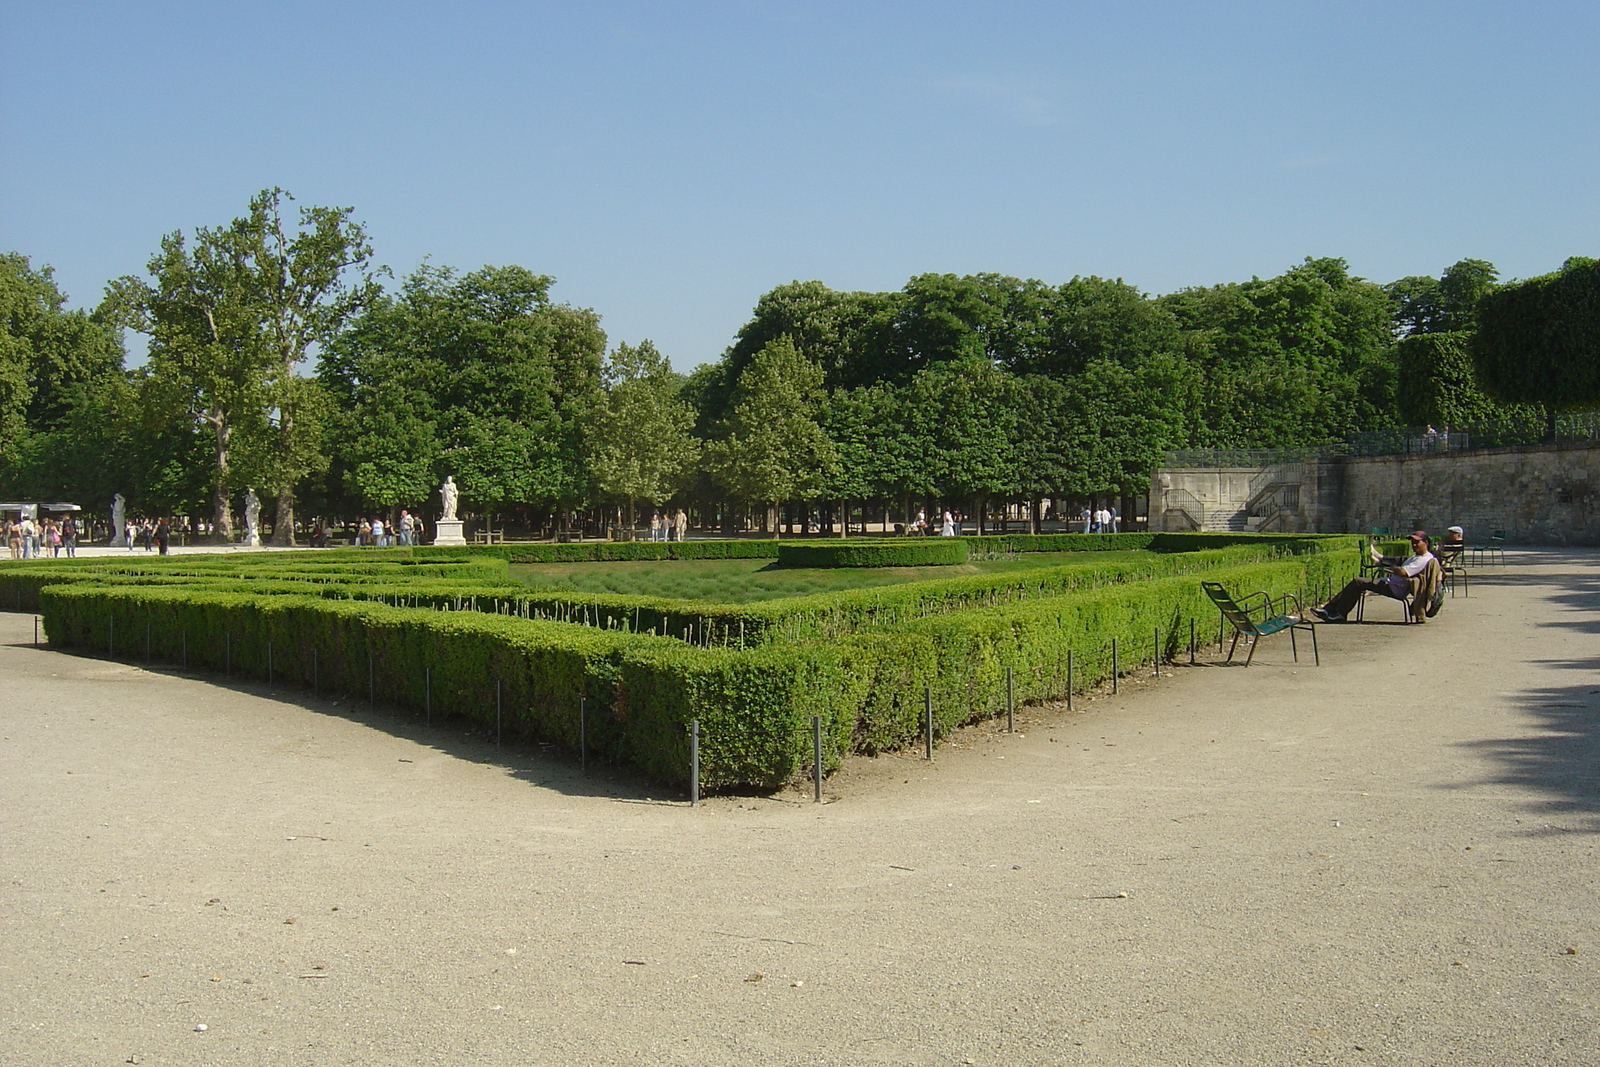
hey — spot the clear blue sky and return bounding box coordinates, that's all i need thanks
[3,1,1596,370]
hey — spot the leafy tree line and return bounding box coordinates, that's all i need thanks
[2,189,1591,538]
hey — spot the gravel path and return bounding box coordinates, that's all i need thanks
[3,551,1597,1066]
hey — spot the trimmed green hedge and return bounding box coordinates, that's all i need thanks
[22,532,1365,790]
[776,539,969,568]
[39,583,852,790]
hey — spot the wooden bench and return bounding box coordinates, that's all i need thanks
[1202,581,1319,666]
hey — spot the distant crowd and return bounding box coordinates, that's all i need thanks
[5,515,79,558]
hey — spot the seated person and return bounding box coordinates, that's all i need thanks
[1435,525,1465,565]
[1314,531,1435,622]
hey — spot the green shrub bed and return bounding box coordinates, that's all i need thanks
[21,532,1363,790]
[776,539,969,568]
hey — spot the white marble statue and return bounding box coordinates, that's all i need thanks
[440,476,459,521]
[110,493,126,547]
[244,488,261,547]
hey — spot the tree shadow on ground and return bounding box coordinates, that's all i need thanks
[29,642,704,806]
[1451,552,1600,833]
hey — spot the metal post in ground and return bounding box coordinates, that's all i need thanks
[689,719,700,806]
[424,666,431,725]
[1067,649,1073,711]
[1006,666,1014,732]
[1190,619,1196,665]
[579,696,587,771]
[924,687,933,760]
[313,649,319,695]
[1153,627,1159,678]
[1112,638,1118,694]
[267,641,273,686]
[813,715,823,803]
[108,614,113,658]
[145,620,151,663]
[34,616,38,648]
[182,630,187,670]
[225,632,230,674]
[496,678,503,747]
[368,652,374,712]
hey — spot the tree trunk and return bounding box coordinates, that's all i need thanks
[272,485,296,545]
[976,496,986,536]
[210,414,234,544]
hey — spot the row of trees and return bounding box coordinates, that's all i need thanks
[2,190,1593,539]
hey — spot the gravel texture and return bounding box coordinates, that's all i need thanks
[2,549,1596,1065]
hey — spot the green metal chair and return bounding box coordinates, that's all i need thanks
[1472,530,1507,567]
[1436,543,1467,596]
[1202,581,1319,666]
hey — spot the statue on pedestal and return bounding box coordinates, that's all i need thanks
[110,493,126,547]
[244,488,261,547]
[440,476,459,520]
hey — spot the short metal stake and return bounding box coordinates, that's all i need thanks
[579,696,587,771]
[182,630,187,670]
[108,614,113,658]
[424,666,431,724]
[496,678,503,747]
[1189,619,1196,665]
[34,616,38,648]
[145,620,151,663]
[1153,627,1159,677]
[1006,666,1014,732]
[267,641,273,686]
[924,687,934,759]
[225,632,230,674]
[1112,638,1118,694]
[368,652,375,711]
[313,649,319,694]
[813,714,823,803]
[1067,649,1073,710]
[689,719,700,806]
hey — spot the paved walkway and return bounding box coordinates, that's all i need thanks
[2,551,1596,1065]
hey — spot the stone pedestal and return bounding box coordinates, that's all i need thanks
[432,518,466,546]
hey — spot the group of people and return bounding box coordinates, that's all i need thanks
[649,509,690,542]
[1311,525,1465,623]
[1081,506,1120,533]
[5,515,79,558]
[354,510,419,547]
[120,517,172,554]
[911,509,961,536]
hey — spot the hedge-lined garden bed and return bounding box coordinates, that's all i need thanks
[776,539,970,568]
[13,532,1362,790]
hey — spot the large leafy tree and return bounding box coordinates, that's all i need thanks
[1387,259,1499,337]
[0,253,125,494]
[587,340,700,530]
[705,337,838,535]
[1160,257,1396,446]
[321,263,603,526]
[1474,257,1600,432]
[104,229,271,540]
[105,189,379,541]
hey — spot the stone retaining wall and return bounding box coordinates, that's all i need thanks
[1153,441,1600,544]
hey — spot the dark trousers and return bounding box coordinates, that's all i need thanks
[1324,576,1401,618]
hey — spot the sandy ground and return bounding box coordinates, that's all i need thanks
[2,551,1597,1066]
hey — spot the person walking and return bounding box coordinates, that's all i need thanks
[62,515,77,558]
[674,507,689,542]
[155,517,170,555]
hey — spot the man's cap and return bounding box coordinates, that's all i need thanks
[1410,530,1430,541]
[1447,525,1463,534]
